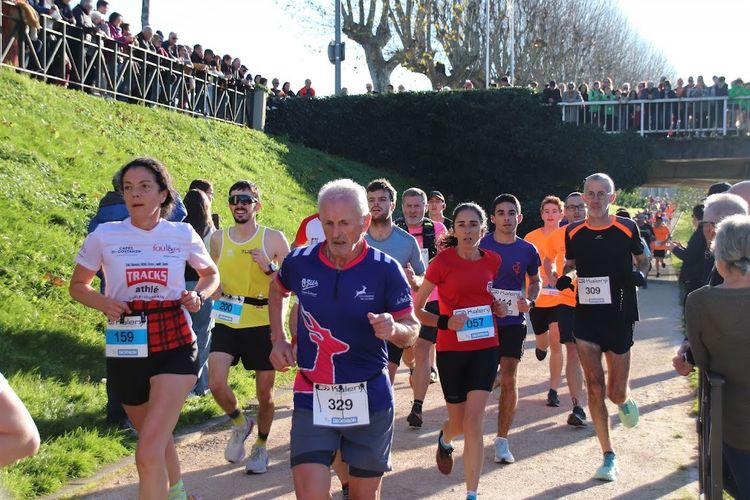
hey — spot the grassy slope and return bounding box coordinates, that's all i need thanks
[0,69,417,498]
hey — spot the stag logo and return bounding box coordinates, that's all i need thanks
[354,285,375,301]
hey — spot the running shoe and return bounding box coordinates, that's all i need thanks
[656,271,660,278]
[430,367,439,384]
[567,405,587,426]
[535,348,548,361]
[435,430,454,475]
[224,417,254,463]
[594,451,618,481]
[493,436,515,464]
[407,409,423,428]
[546,389,560,407]
[661,261,666,268]
[466,494,477,500]
[618,398,640,428]
[245,445,269,474]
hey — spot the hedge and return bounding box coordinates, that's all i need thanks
[266,89,651,234]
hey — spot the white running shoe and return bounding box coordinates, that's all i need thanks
[224,417,254,463]
[493,436,515,464]
[245,445,269,474]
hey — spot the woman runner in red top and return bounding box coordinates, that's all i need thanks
[70,158,219,499]
[414,202,507,500]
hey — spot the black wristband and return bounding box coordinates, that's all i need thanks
[437,314,450,330]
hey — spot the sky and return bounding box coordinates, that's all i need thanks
[114,0,748,96]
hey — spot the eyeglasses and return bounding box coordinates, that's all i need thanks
[701,220,717,230]
[584,191,612,200]
[228,194,257,206]
[566,204,586,211]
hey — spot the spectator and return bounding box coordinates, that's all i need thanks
[499,76,510,87]
[164,32,179,59]
[685,214,750,500]
[94,0,107,15]
[190,44,203,65]
[178,45,192,66]
[270,78,283,98]
[230,58,242,80]
[463,80,474,90]
[54,0,75,24]
[107,13,132,46]
[188,178,219,228]
[136,26,155,52]
[561,81,583,123]
[151,34,169,57]
[588,80,604,126]
[220,54,232,77]
[297,78,315,98]
[89,10,109,37]
[282,81,295,98]
[662,80,676,130]
[398,84,406,92]
[668,204,707,305]
[203,49,217,71]
[71,0,93,29]
[674,78,686,98]
[365,83,374,93]
[541,79,561,104]
[386,84,395,93]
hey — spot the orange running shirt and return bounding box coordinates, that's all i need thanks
[524,227,562,308]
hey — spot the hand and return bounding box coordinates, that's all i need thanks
[368,312,396,341]
[517,298,532,314]
[250,249,270,270]
[211,284,223,300]
[181,289,202,313]
[101,298,131,322]
[403,263,416,286]
[447,314,468,331]
[269,339,296,372]
[492,300,508,318]
[672,352,694,376]
[556,275,574,291]
[631,270,646,287]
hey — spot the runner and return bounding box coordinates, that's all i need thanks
[427,190,453,230]
[543,193,588,426]
[479,194,541,464]
[0,372,39,467]
[395,188,448,428]
[70,157,220,498]
[415,202,506,500]
[208,180,290,474]
[651,216,670,277]
[556,173,648,481]
[293,213,325,248]
[268,179,419,500]
[524,196,565,407]
[364,179,425,384]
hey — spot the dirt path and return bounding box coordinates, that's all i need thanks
[74,271,698,500]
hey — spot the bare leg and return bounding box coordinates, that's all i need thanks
[497,357,519,437]
[604,351,632,405]
[349,475,383,500]
[255,370,276,436]
[208,352,239,414]
[0,382,40,467]
[565,342,585,406]
[463,390,491,493]
[548,323,562,391]
[576,339,612,453]
[292,463,332,500]
[411,338,432,403]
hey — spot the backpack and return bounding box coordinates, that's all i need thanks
[394,217,437,260]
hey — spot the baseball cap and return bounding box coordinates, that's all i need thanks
[427,191,445,201]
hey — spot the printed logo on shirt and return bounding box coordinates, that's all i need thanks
[126,267,169,287]
[354,285,375,301]
[152,243,182,254]
[302,278,319,291]
[595,235,604,240]
[513,261,522,276]
[396,292,411,305]
[111,245,141,255]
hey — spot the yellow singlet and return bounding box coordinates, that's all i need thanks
[216,226,273,328]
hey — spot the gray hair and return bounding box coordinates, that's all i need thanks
[402,187,427,203]
[712,214,750,274]
[584,172,615,193]
[318,179,368,218]
[704,193,749,222]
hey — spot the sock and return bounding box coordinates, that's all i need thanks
[256,432,269,447]
[604,450,616,459]
[167,479,187,500]
[411,400,423,413]
[342,482,349,492]
[229,409,245,426]
[439,430,452,450]
[466,490,477,500]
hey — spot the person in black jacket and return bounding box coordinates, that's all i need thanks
[667,204,706,305]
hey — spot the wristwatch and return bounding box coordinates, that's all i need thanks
[528,299,536,308]
[265,262,279,276]
[196,291,205,306]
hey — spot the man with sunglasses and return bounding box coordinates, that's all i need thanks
[208,180,290,474]
[556,173,648,482]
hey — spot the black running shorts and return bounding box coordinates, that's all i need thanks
[529,305,559,335]
[498,323,527,360]
[557,305,576,344]
[210,323,274,371]
[436,347,499,404]
[574,314,634,354]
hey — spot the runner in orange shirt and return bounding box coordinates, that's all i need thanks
[543,192,587,426]
[651,216,671,277]
[524,196,565,407]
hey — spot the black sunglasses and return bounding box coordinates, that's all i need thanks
[228,194,257,205]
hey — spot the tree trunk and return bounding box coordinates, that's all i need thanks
[141,0,150,30]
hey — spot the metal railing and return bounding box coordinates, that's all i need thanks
[697,370,725,500]
[0,2,265,128]
[558,96,750,137]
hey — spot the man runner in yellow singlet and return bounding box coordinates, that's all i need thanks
[208,180,290,474]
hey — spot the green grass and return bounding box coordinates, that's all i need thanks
[0,68,418,498]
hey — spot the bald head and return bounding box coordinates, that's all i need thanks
[728,181,750,207]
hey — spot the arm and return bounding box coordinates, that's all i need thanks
[181,262,219,313]
[268,278,294,371]
[69,264,131,321]
[520,272,541,313]
[413,279,469,331]
[368,311,419,349]
[208,230,223,298]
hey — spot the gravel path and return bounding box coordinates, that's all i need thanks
[76,274,698,500]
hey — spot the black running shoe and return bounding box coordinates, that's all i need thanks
[567,405,587,426]
[407,410,423,428]
[546,389,560,407]
[535,348,548,361]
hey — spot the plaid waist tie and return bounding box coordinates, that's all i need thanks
[127,299,194,353]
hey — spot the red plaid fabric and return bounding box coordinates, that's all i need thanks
[127,299,194,353]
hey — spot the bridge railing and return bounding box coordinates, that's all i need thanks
[698,370,725,500]
[558,96,750,137]
[0,2,265,128]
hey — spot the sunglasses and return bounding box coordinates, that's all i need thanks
[228,194,257,205]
